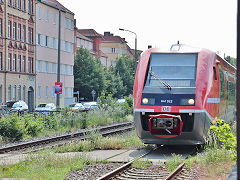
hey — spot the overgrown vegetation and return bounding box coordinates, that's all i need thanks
[0,152,90,179]
[53,131,144,153]
[0,94,133,142]
[164,118,236,178]
[132,159,152,169]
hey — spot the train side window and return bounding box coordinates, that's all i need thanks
[219,69,225,98]
[213,67,217,80]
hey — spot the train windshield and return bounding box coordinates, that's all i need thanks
[145,53,198,87]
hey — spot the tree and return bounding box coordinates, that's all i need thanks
[225,56,236,67]
[105,68,126,98]
[114,55,135,96]
[74,47,106,100]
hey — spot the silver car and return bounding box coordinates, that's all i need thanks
[35,103,56,112]
[68,103,85,112]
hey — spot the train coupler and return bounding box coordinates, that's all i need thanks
[148,114,183,138]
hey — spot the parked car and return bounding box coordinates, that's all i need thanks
[5,100,28,112]
[35,103,56,112]
[68,103,85,112]
[83,102,98,111]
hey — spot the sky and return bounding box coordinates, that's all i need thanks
[58,0,237,58]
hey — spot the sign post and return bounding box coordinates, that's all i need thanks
[91,90,96,101]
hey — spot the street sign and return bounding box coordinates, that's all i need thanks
[55,82,63,94]
[91,90,96,101]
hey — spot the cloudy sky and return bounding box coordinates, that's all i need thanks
[58,0,237,57]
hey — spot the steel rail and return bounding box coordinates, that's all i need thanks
[96,147,155,180]
[0,121,134,153]
[164,163,185,180]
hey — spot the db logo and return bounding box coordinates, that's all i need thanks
[162,106,171,112]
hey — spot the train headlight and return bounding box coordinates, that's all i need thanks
[142,98,149,104]
[188,99,195,105]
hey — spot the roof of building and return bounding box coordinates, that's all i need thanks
[102,35,127,43]
[78,29,104,39]
[76,31,93,42]
[39,0,74,15]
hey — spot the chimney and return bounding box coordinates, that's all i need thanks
[148,45,152,49]
[104,32,111,36]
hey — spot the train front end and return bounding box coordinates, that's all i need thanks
[134,45,214,145]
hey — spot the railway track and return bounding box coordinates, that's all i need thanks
[97,147,195,180]
[0,121,134,154]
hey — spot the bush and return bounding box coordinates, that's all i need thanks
[210,118,236,160]
[22,113,44,137]
[0,113,25,141]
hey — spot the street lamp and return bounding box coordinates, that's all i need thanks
[119,28,137,70]
[40,0,62,108]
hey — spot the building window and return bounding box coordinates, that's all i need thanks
[111,48,116,53]
[18,0,21,9]
[28,0,33,14]
[38,86,41,98]
[0,52,2,70]
[13,85,16,101]
[65,18,69,29]
[13,0,16,8]
[45,36,48,47]
[37,33,41,45]
[65,41,68,52]
[13,22,16,40]
[23,86,26,101]
[38,6,41,19]
[8,21,11,38]
[8,53,11,71]
[23,25,26,42]
[52,87,55,97]
[8,0,11,6]
[13,54,16,71]
[45,61,48,73]
[53,13,56,24]
[46,86,48,98]
[0,85,2,104]
[22,0,26,11]
[53,38,56,49]
[46,9,49,22]
[18,55,21,72]
[8,85,11,101]
[28,27,33,44]
[18,24,21,41]
[28,57,33,73]
[70,20,74,30]
[22,56,26,72]
[0,18,2,37]
[70,43,73,53]
[18,85,21,100]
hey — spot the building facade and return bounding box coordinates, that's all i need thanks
[0,0,35,110]
[36,0,74,107]
[101,31,134,67]
[78,29,107,66]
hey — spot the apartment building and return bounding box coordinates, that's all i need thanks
[0,0,35,110]
[101,31,134,67]
[74,27,94,55]
[77,29,107,66]
[36,0,74,107]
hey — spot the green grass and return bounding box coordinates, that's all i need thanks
[132,159,152,169]
[0,152,90,180]
[53,131,145,153]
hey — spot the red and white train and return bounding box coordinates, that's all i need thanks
[133,44,236,145]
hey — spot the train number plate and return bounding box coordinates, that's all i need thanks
[162,106,171,112]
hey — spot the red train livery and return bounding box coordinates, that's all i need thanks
[133,44,236,145]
